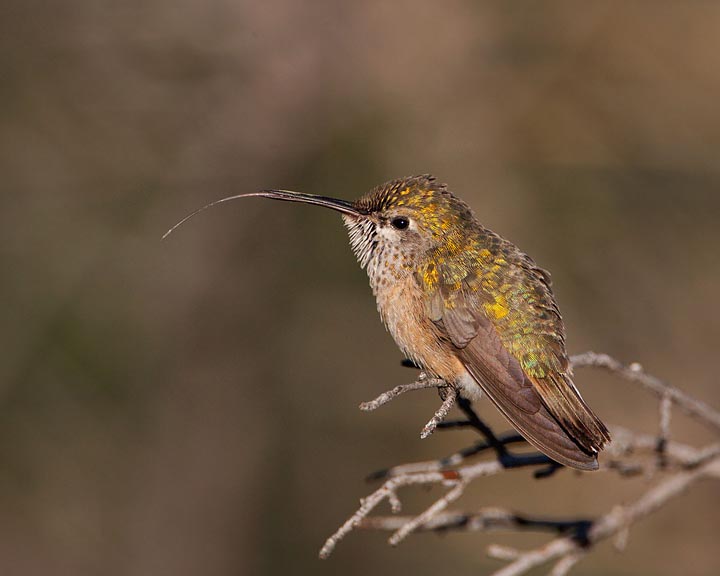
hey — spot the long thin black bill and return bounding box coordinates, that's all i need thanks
[162,189,362,240]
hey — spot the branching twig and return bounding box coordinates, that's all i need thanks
[321,453,536,558]
[420,387,457,439]
[321,352,720,575]
[318,470,467,559]
[490,455,720,576]
[359,508,593,542]
[359,371,444,411]
[570,352,720,432]
[366,431,525,482]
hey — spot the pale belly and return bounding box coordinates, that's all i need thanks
[373,274,479,399]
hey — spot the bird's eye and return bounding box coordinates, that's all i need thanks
[391,216,410,230]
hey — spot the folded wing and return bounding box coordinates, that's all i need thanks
[420,244,610,471]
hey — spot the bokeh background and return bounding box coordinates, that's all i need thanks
[2,2,719,575]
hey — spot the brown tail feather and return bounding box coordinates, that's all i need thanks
[531,373,610,454]
[462,367,601,470]
[458,321,607,470]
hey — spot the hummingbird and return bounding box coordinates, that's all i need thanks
[165,175,610,470]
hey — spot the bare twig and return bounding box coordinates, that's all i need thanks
[356,434,720,538]
[388,479,468,545]
[366,431,525,482]
[323,352,720,575]
[657,393,673,468]
[319,470,452,559]
[359,370,457,440]
[359,508,515,532]
[320,457,516,558]
[360,507,593,541]
[491,455,720,576]
[571,352,720,432]
[549,553,585,576]
[487,545,521,561]
[420,387,457,439]
[359,372,444,411]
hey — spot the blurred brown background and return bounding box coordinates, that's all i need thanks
[1,1,719,575]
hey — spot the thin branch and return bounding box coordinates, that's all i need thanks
[366,431,525,482]
[323,351,720,575]
[359,372,444,411]
[571,352,720,432]
[319,470,452,559]
[360,508,593,542]
[657,393,672,468]
[488,545,522,561]
[320,452,560,558]
[602,426,720,470]
[360,370,457,439]
[491,455,719,576]
[420,387,458,439]
[549,552,586,576]
[388,480,468,545]
[330,430,719,561]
